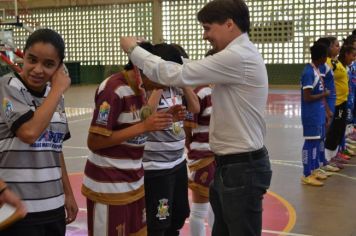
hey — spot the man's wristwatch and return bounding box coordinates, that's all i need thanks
[127,44,138,55]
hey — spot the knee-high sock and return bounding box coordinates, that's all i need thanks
[303,139,319,176]
[189,203,209,236]
[207,203,214,230]
[325,146,338,161]
[319,139,328,166]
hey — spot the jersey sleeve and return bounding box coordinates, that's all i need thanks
[0,78,34,134]
[88,86,123,136]
[301,66,315,90]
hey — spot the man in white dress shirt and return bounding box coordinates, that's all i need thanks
[121,0,272,235]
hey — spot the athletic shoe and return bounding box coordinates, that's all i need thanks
[329,160,345,169]
[347,132,356,143]
[312,169,328,180]
[345,141,356,150]
[337,152,351,161]
[301,175,324,186]
[316,168,333,177]
[343,148,355,157]
[346,136,356,144]
[321,164,340,172]
[332,155,349,163]
[346,143,356,154]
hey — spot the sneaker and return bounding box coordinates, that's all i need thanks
[345,141,356,150]
[347,132,356,142]
[346,136,356,144]
[337,152,351,161]
[331,156,348,164]
[301,175,324,186]
[346,143,356,154]
[343,149,355,157]
[316,168,333,177]
[329,160,345,169]
[321,164,340,172]
[312,169,328,180]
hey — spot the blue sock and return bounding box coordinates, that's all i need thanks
[302,139,319,177]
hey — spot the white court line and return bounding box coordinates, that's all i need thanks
[262,229,312,236]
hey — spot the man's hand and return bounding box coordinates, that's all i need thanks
[120,37,139,54]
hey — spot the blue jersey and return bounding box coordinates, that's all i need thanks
[301,63,325,126]
[319,63,336,113]
[347,64,356,123]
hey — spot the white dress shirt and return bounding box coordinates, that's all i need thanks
[130,33,268,155]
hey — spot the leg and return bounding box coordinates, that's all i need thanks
[165,164,190,236]
[219,151,272,235]
[44,218,66,236]
[145,172,174,236]
[189,192,209,236]
[210,170,229,236]
[188,159,215,236]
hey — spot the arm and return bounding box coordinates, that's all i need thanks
[0,180,27,218]
[183,126,193,149]
[16,65,71,144]
[120,37,243,87]
[302,88,330,102]
[59,153,78,224]
[87,112,172,151]
[182,87,200,113]
[147,89,163,112]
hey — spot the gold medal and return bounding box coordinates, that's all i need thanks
[140,105,152,121]
[172,122,182,135]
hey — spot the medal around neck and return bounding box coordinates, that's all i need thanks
[172,122,182,135]
[140,105,152,121]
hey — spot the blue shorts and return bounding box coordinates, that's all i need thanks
[303,124,325,139]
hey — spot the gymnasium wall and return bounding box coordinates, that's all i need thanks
[0,0,354,85]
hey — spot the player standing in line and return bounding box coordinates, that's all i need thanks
[300,43,330,186]
[315,37,339,173]
[323,36,349,169]
[184,83,215,236]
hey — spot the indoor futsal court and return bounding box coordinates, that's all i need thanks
[62,85,356,236]
[0,0,355,236]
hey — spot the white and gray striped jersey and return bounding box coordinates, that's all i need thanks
[0,76,70,214]
[143,87,186,171]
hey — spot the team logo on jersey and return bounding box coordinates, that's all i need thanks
[96,101,110,125]
[2,98,14,120]
[156,198,169,220]
[199,171,209,184]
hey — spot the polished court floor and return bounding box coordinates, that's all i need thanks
[62,85,356,236]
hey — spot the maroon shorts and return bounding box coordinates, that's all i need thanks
[188,157,216,198]
[87,197,147,236]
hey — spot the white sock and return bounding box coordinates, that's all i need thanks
[207,203,215,230]
[189,203,209,236]
[325,147,338,161]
